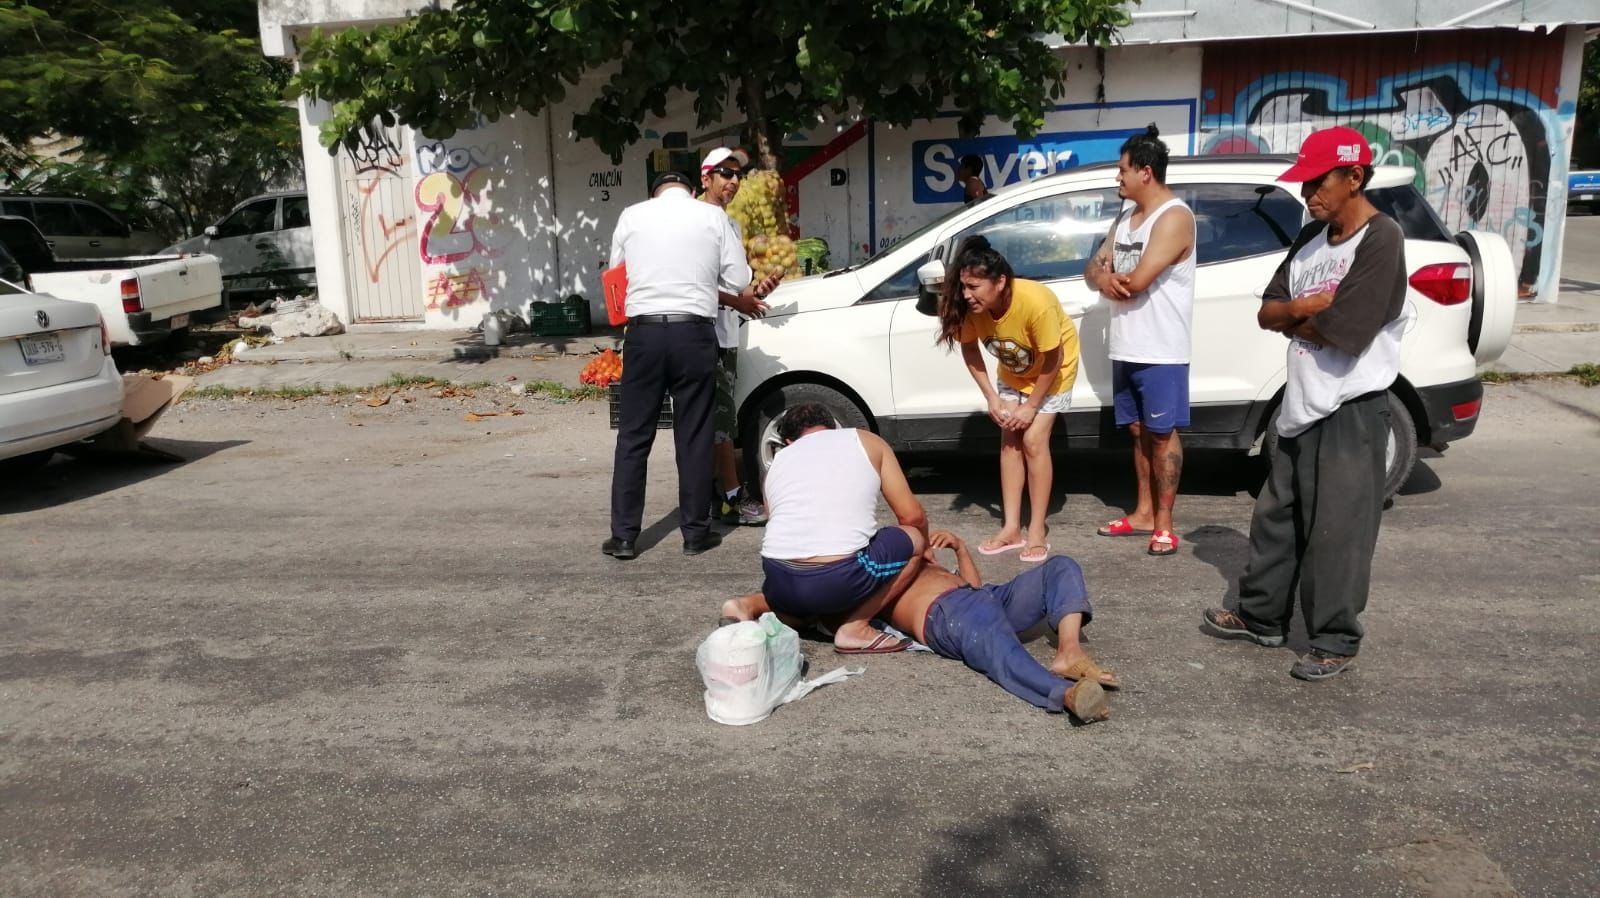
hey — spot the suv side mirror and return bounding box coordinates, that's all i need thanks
[204,225,219,239]
[915,259,946,317]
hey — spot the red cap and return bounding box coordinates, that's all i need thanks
[1277,127,1374,183]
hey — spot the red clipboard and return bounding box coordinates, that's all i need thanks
[602,264,628,326]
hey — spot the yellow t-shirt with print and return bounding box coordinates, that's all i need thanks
[957,278,1080,396]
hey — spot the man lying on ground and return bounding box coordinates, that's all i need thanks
[722,532,1119,722]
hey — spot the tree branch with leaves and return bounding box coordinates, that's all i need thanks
[292,0,1132,168]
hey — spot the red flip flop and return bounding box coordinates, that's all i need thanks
[1097,517,1153,538]
[1148,530,1179,556]
[835,632,913,655]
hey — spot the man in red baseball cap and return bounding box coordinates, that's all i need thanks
[1201,125,1409,682]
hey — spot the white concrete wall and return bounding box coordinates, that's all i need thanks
[283,42,1205,328]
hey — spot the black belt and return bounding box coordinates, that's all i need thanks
[630,313,712,324]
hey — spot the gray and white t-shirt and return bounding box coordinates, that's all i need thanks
[1265,215,1408,438]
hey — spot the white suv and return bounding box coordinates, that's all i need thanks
[734,158,1516,499]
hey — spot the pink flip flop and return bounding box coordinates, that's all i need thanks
[1018,543,1051,563]
[977,538,1026,556]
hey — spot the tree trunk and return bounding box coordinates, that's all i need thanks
[740,73,782,171]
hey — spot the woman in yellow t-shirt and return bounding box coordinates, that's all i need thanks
[936,235,1081,563]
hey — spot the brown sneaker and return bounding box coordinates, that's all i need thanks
[1064,679,1110,723]
[1290,649,1357,681]
[1200,608,1285,647]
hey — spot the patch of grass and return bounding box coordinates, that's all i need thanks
[1477,364,1600,387]
[384,374,439,388]
[184,384,355,400]
[525,380,605,401]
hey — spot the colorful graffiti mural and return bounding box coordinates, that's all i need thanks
[413,139,510,310]
[1200,31,1574,297]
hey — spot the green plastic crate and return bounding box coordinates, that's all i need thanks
[529,296,591,337]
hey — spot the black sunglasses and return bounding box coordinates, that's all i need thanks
[710,166,743,179]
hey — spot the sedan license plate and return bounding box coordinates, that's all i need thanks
[19,333,65,366]
[1581,193,1595,201]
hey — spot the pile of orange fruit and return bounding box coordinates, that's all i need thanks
[579,348,623,387]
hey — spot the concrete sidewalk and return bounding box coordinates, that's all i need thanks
[194,290,1600,392]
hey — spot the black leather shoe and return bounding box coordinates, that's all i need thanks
[682,532,722,556]
[601,537,637,560]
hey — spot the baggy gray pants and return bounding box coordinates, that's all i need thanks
[1236,391,1389,656]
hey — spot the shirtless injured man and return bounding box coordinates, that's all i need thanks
[722,531,1120,723]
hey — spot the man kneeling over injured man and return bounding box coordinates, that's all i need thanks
[722,530,1119,722]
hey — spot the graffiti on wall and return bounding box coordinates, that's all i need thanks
[414,140,509,309]
[1201,36,1570,296]
[341,123,417,287]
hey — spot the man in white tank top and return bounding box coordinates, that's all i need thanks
[718,403,929,653]
[1085,126,1197,558]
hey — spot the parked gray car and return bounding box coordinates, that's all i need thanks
[165,191,315,298]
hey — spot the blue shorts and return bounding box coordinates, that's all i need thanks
[1112,361,1190,433]
[760,527,915,618]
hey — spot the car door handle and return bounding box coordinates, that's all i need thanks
[254,242,272,249]
[89,240,102,247]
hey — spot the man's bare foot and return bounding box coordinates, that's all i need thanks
[1049,649,1121,689]
[978,530,1026,554]
[719,594,766,625]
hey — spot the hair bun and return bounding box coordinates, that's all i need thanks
[1145,123,1160,137]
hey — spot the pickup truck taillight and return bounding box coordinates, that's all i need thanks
[120,277,143,313]
[1409,263,1471,306]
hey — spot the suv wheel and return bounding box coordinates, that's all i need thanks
[1261,391,1417,501]
[741,382,871,489]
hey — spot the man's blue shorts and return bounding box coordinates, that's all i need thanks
[1112,360,1190,433]
[760,527,915,618]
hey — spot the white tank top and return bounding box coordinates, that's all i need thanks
[760,428,881,559]
[1109,197,1197,364]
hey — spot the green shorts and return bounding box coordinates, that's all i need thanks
[714,349,738,444]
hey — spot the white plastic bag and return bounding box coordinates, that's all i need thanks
[696,613,860,725]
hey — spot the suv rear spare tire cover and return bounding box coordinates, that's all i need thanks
[1455,230,1516,364]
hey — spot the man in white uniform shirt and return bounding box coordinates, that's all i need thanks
[603,172,769,560]
[1201,127,1408,681]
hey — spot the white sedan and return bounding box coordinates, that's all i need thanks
[0,278,124,472]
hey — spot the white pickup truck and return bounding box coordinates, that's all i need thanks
[0,215,222,347]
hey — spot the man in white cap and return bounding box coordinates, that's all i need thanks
[698,147,781,527]
[603,171,770,560]
[1201,125,1408,681]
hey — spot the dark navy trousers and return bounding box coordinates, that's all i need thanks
[609,316,717,542]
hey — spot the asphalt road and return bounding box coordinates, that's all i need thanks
[2,381,1596,897]
[1559,210,1600,293]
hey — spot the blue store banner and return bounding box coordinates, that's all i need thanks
[911,128,1146,204]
